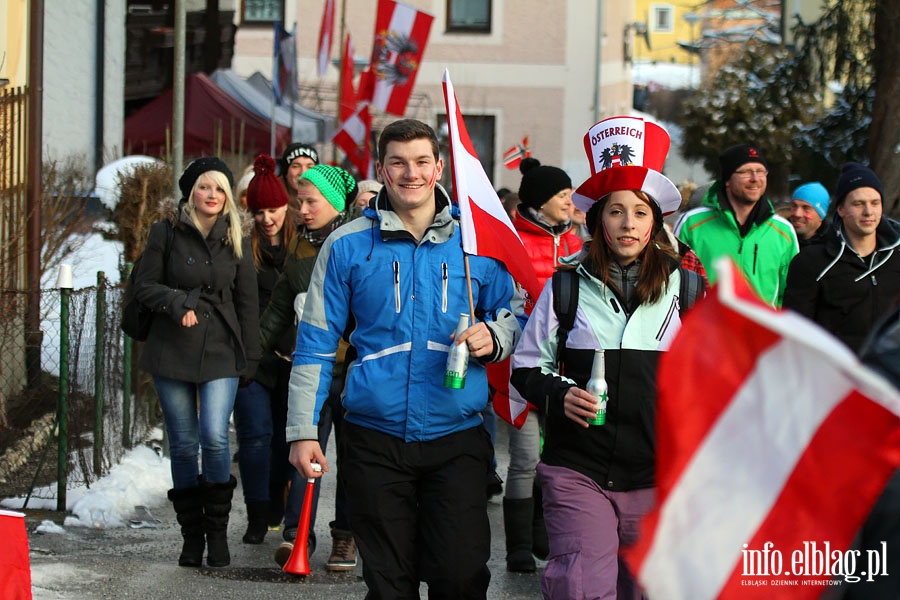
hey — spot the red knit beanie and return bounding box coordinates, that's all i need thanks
[247,154,289,211]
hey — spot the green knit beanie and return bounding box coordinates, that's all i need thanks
[299,165,358,212]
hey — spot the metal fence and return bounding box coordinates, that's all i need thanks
[0,275,159,509]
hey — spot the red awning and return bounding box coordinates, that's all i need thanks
[125,73,290,158]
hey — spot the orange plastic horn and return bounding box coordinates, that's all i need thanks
[282,463,322,576]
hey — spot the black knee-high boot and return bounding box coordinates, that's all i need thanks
[503,497,537,572]
[202,476,237,567]
[168,480,205,567]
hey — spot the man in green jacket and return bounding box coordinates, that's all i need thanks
[674,144,798,307]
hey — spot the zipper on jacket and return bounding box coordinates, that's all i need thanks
[441,263,449,313]
[393,261,401,313]
[753,244,759,275]
[656,297,678,341]
[553,235,561,267]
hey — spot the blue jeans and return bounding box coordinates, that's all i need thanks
[154,375,239,489]
[233,381,273,503]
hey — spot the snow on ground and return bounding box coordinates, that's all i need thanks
[1,430,172,530]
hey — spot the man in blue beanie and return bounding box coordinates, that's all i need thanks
[789,181,832,247]
[784,162,900,352]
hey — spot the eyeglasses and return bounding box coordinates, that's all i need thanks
[733,168,768,179]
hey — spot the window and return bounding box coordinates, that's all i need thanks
[242,0,284,24]
[446,0,492,33]
[652,5,674,33]
[436,114,496,188]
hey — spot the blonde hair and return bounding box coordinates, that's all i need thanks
[184,170,244,259]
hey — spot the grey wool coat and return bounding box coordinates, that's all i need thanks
[133,204,261,383]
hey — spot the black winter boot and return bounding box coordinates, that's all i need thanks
[202,476,237,567]
[503,497,536,572]
[532,481,549,560]
[168,482,205,567]
[243,501,269,544]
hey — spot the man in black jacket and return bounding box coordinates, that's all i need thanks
[783,163,900,353]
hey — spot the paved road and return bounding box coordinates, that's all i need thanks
[26,422,546,599]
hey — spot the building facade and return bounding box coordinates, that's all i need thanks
[232,0,636,190]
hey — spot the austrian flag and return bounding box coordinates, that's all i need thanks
[626,259,900,599]
[366,0,434,116]
[332,102,372,179]
[442,70,540,429]
[317,0,336,78]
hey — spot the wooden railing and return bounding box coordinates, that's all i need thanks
[0,85,29,291]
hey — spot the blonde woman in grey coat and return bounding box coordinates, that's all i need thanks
[133,157,260,568]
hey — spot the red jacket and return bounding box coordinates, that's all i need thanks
[513,213,583,288]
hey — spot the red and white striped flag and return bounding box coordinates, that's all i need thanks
[365,0,434,116]
[332,102,372,179]
[339,33,357,122]
[0,510,31,599]
[442,70,540,429]
[316,0,336,78]
[502,136,530,170]
[626,258,900,599]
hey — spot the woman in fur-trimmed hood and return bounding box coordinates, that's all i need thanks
[132,156,260,570]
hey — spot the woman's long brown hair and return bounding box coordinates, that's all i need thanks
[586,190,679,305]
[250,210,297,271]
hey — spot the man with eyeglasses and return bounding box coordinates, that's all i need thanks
[675,144,799,307]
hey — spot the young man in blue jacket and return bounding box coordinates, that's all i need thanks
[286,119,524,598]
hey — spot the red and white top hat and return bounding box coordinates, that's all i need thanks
[573,116,682,216]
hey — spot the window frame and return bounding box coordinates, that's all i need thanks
[241,0,285,25]
[446,0,493,34]
[436,113,497,188]
[651,4,674,33]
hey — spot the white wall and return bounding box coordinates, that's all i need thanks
[43,0,124,172]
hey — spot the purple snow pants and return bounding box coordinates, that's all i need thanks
[537,462,655,600]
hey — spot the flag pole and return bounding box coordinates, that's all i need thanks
[270,21,279,157]
[333,0,347,164]
[464,255,476,324]
[289,22,297,139]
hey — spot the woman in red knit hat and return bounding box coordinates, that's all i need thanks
[232,153,297,545]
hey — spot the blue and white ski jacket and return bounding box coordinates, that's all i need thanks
[286,186,524,443]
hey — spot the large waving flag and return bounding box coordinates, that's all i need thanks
[317,0,336,78]
[332,102,372,179]
[626,258,900,599]
[365,0,434,115]
[442,70,540,428]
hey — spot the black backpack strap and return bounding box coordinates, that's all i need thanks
[678,266,705,317]
[552,269,579,370]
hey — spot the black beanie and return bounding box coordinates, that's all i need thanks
[719,144,767,182]
[178,157,234,199]
[835,162,883,205]
[280,143,320,175]
[518,157,572,210]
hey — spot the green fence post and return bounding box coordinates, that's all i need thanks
[94,271,106,477]
[122,263,133,449]
[57,264,73,512]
